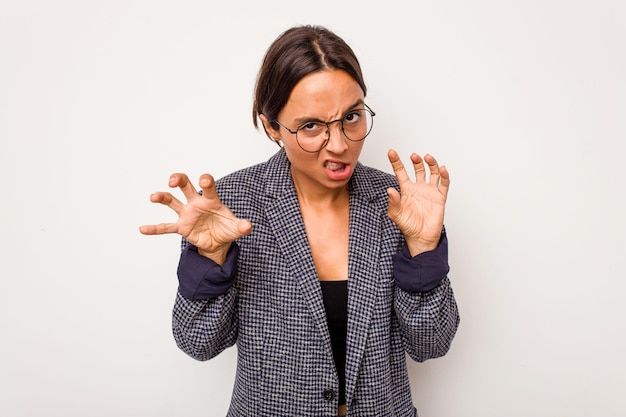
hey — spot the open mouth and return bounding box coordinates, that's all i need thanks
[325,161,347,172]
[323,160,352,181]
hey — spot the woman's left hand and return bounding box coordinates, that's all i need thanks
[387,149,450,256]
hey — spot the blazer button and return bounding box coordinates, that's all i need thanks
[323,389,336,401]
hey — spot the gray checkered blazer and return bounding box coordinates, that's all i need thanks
[173,149,459,417]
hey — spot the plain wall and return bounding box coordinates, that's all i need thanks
[1,1,625,416]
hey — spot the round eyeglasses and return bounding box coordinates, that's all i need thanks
[274,104,375,153]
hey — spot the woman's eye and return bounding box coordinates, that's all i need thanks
[344,111,362,124]
[301,122,322,132]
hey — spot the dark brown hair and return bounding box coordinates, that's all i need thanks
[252,25,367,139]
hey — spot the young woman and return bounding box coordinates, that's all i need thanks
[140,25,459,417]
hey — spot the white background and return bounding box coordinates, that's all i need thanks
[1,1,625,416]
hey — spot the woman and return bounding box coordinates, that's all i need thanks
[140,25,459,417]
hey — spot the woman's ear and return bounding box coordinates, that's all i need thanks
[259,114,281,143]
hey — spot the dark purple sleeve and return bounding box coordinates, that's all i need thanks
[393,229,450,293]
[176,243,239,300]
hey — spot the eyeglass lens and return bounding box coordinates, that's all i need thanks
[296,108,374,152]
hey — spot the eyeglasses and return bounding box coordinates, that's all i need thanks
[274,104,375,153]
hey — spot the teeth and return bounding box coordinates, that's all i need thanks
[326,162,344,170]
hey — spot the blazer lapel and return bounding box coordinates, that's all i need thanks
[263,150,332,347]
[344,164,384,407]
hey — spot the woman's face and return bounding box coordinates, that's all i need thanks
[265,69,366,197]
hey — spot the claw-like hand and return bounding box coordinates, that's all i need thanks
[139,173,252,265]
[387,149,450,256]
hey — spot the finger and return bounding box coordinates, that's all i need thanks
[387,149,411,185]
[149,192,184,213]
[169,173,200,201]
[198,174,220,202]
[439,165,451,198]
[422,154,441,184]
[410,153,427,183]
[138,223,178,235]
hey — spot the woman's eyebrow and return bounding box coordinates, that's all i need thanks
[293,116,325,125]
[340,99,366,116]
[347,99,365,110]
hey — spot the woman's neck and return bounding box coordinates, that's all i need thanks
[290,167,350,208]
[293,178,349,209]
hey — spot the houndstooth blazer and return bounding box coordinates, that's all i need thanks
[172,148,460,417]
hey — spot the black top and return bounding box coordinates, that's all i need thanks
[319,280,348,406]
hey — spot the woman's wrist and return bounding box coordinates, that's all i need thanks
[406,238,439,257]
[198,244,232,266]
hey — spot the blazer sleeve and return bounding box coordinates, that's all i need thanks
[171,242,239,361]
[172,288,238,361]
[393,230,460,362]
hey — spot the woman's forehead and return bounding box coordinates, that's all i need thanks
[281,69,365,120]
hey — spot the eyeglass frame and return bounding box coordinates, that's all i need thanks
[273,104,375,153]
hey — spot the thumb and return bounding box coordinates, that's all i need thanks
[387,187,401,214]
[237,219,253,236]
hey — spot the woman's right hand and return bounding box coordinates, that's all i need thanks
[139,173,252,265]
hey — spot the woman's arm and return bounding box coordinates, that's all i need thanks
[140,173,250,359]
[386,149,459,360]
